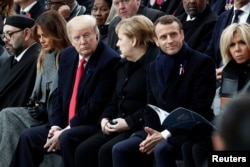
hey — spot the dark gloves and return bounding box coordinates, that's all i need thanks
[27,98,48,122]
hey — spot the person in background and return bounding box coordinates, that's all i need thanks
[219,23,250,107]
[45,0,86,21]
[76,0,92,14]
[10,14,120,167]
[0,10,71,167]
[177,0,218,53]
[106,0,165,52]
[205,0,250,79]
[0,0,15,41]
[75,15,158,167]
[212,93,250,151]
[0,15,39,110]
[0,0,15,63]
[91,0,112,42]
[112,15,216,167]
[14,0,45,19]
[143,0,182,14]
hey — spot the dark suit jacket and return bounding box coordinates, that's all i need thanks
[50,41,120,128]
[0,43,40,110]
[211,0,227,15]
[144,0,182,14]
[144,43,216,133]
[205,7,250,67]
[106,6,165,52]
[178,6,218,53]
[15,1,45,20]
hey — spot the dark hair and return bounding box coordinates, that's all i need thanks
[90,0,112,9]
[153,15,183,36]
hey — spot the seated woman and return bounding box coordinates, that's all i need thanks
[0,10,71,166]
[74,15,158,167]
[219,23,250,107]
[91,0,113,42]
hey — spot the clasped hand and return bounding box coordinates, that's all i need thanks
[44,126,62,152]
[101,118,129,135]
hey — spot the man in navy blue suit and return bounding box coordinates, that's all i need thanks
[10,15,120,167]
[112,15,216,167]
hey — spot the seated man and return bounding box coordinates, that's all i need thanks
[177,0,218,52]
[10,14,120,167]
[0,15,40,110]
[112,15,216,167]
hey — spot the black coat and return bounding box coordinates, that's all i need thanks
[144,43,216,132]
[50,41,120,128]
[106,6,165,52]
[101,44,158,130]
[0,43,40,110]
[178,6,218,53]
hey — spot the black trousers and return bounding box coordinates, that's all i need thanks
[75,130,134,167]
[10,124,98,167]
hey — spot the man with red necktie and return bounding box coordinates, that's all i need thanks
[10,15,120,167]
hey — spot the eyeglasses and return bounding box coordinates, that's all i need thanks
[0,29,23,41]
[45,0,66,8]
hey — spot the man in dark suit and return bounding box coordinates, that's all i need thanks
[14,0,45,19]
[177,0,218,53]
[106,0,165,52]
[0,15,40,110]
[10,15,120,167]
[45,0,87,21]
[112,15,216,167]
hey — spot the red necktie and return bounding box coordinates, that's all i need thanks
[68,58,86,122]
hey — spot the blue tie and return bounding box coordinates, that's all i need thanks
[233,10,243,23]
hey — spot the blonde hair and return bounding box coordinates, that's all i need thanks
[115,15,154,47]
[67,15,100,41]
[33,10,71,72]
[220,23,250,65]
